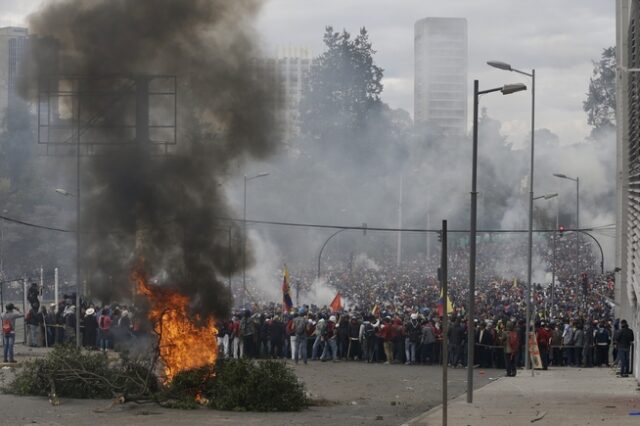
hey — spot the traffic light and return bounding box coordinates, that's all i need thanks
[437,231,442,242]
[558,225,565,238]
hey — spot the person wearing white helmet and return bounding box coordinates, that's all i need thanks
[321,315,338,362]
[405,313,421,365]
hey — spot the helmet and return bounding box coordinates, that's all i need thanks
[410,313,418,320]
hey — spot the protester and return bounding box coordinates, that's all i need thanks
[614,319,635,377]
[2,304,22,363]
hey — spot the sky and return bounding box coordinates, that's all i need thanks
[1,0,615,146]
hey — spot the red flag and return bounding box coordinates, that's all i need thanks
[329,292,342,313]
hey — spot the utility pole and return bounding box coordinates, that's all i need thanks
[441,219,448,426]
[396,175,403,267]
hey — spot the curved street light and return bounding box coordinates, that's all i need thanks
[316,229,349,280]
[553,172,580,305]
[488,59,536,377]
[533,192,558,201]
[467,79,527,403]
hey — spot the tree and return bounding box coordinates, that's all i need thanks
[583,47,616,132]
[300,26,384,144]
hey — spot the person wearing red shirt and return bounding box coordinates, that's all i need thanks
[378,317,395,364]
[536,321,552,370]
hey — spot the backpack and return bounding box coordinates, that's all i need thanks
[364,323,375,339]
[2,318,13,335]
[99,315,110,331]
[508,331,519,353]
[295,319,306,335]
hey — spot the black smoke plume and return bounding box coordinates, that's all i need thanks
[24,0,280,319]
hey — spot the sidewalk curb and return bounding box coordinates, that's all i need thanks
[401,375,505,425]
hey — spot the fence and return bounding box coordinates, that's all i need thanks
[0,267,76,346]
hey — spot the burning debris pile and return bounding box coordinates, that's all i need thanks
[7,0,298,404]
[133,267,218,382]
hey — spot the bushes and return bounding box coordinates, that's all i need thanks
[7,349,306,412]
[7,345,157,399]
[164,358,307,412]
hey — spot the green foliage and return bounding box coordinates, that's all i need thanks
[160,365,217,409]
[243,360,306,412]
[584,46,616,131]
[6,345,157,399]
[7,348,306,411]
[300,26,384,141]
[162,358,307,412]
[298,25,410,174]
[209,357,254,410]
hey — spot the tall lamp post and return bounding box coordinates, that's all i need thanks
[468,80,527,403]
[487,60,536,375]
[54,187,81,347]
[533,193,558,319]
[553,173,580,300]
[242,172,269,308]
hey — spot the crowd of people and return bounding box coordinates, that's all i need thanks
[3,288,139,355]
[1,235,634,377]
[218,235,631,376]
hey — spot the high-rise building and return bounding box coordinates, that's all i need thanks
[414,17,468,136]
[253,47,312,145]
[0,26,29,128]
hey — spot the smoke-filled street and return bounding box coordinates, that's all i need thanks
[0,1,638,425]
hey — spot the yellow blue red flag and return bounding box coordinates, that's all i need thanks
[437,288,454,317]
[282,265,293,313]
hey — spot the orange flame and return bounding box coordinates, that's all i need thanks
[132,269,218,382]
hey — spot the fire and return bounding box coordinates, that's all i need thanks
[132,269,218,382]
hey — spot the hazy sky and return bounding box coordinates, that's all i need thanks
[1,0,615,145]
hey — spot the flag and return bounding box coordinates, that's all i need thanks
[371,304,380,317]
[329,292,342,313]
[437,289,454,317]
[282,265,293,313]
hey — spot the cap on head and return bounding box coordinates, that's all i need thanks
[410,313,418,320]
[329,315,336,322]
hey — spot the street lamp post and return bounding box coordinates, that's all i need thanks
[54,187,81,347]
[553,173,580,302]
[488,60,536,375]
[317,228,348,280]
[468,79,527,403]
[242,172,269,308]
[533,193,559,319]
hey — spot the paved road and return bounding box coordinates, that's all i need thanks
[0,345,492,426]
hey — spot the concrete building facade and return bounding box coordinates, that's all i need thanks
[0,26,29,128]
[414,17,468,136]
[253,48,311,145]
[616,0,639,382]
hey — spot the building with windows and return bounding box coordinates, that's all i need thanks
[414,17,468,137]
[0,26,29,128]
[616,0,639,382]
[253,48,312,145]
